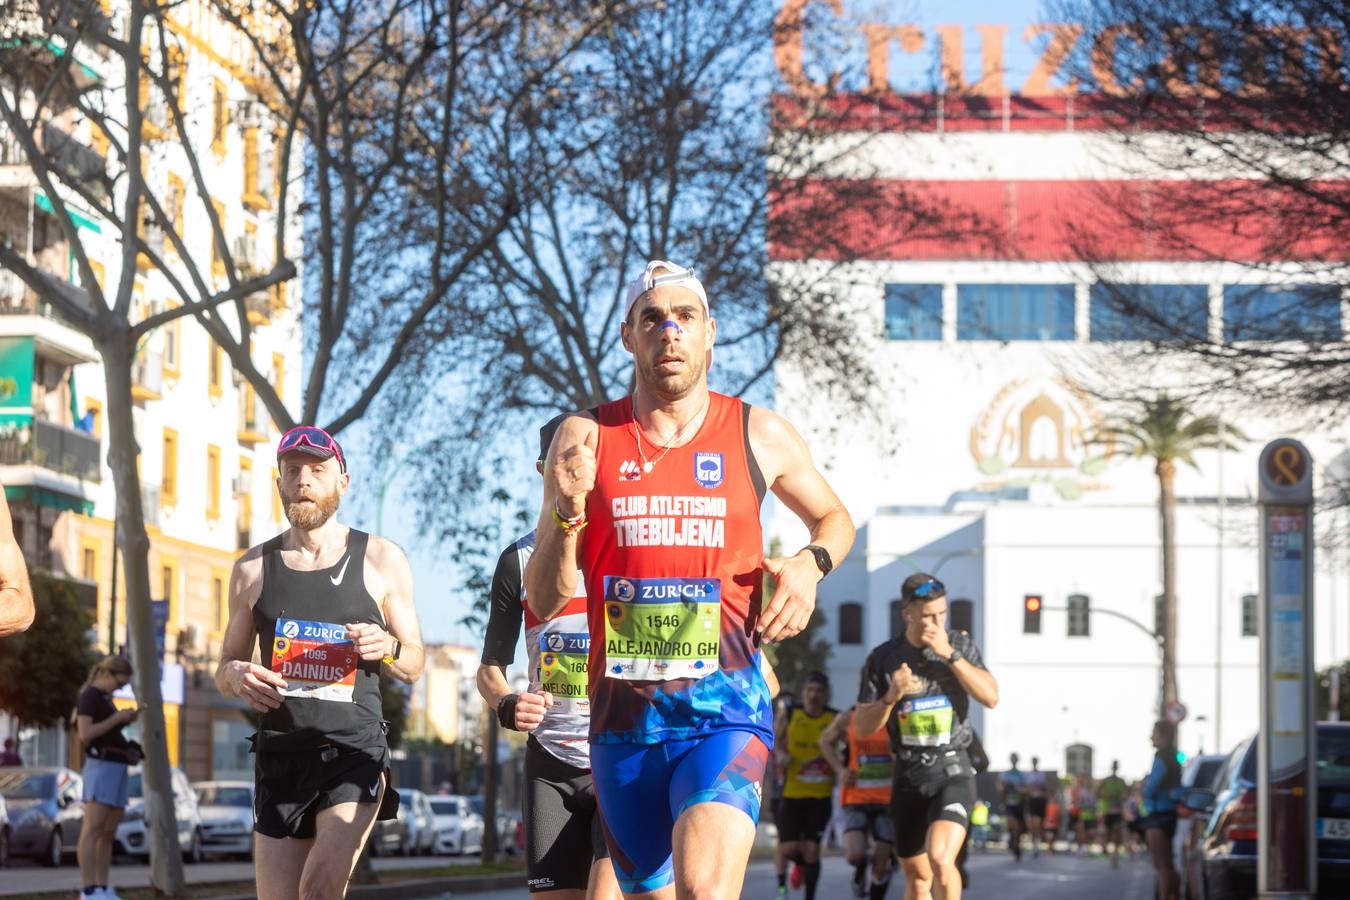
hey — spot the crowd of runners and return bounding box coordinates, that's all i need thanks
[94,256,1169,900]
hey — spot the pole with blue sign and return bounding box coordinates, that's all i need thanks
[1257,438,1317,899]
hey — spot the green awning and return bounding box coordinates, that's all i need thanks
[35,192,101,233]
[3,484,94,515]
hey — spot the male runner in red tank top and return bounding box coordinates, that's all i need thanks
[525,260,854,899]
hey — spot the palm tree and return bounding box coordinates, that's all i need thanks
[1095,393,1246,716]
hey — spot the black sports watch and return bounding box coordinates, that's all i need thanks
[804,545,833,579]
[947,647,964,665]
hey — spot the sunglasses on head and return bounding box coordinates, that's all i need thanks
[277,426,346,473]
[909,577,945,601]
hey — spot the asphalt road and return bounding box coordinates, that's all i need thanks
[424,850,1158,899]
[0,852,486,896]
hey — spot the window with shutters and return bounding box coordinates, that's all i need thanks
[1067,594,1090,637]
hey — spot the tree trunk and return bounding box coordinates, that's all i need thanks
[103,337,186,896]
[481,712,498,863]
[1157,458,1179,719]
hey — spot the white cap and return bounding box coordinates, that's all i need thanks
[623,260,710,321]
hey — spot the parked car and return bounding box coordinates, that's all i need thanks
[1174,753,1228,873]
[1182,722,1350,899]
[397,789,437,856]
[467,796,523,855]
[368,813,408,857]
[193,781,254,860]
[0,767,83,866]
[429,794,483,855]
[114,766,205,863]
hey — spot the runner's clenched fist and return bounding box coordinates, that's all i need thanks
[553,430,597,519]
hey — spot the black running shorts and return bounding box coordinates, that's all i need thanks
[891,750,977,859]
[254,744,394,839]
[777,797,834,844]
[1104,812,1123,830]
[524,736,608,893]
[1026,796,1048,819]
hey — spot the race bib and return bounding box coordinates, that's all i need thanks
[538,631,590,702]
[602,576,721,681]
[272,618,359,702]
[898,695,954,747]
[857,754,894,788]
[797,758,833,784]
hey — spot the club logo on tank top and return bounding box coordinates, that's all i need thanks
[693,451,723,488]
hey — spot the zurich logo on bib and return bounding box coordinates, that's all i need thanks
[694,452,724,489]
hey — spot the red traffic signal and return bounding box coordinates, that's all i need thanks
[1023,594,1042,633]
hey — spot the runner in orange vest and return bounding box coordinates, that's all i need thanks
[820,706,896,899]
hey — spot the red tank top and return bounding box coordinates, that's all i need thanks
[579,392,771,744]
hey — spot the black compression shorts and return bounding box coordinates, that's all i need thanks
[524,736,608,893]
[254,744,395,840]
[777,797,833,844]
[891,750,977,859]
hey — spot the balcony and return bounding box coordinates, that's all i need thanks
[131,349,163,402]
[0,418,100,482]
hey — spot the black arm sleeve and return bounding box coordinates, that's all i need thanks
[480,542,525,667]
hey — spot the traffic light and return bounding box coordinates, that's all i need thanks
[1023,594,1042,634]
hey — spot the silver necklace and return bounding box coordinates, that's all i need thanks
[631,395,709,473]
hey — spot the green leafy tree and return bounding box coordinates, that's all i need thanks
[763,607,832,701]
[1095,393,1245,715]
[0,572,97,727]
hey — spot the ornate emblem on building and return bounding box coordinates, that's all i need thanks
[969,377,1111,498]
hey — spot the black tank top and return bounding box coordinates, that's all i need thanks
[252,529,386,753]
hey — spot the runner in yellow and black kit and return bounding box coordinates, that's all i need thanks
[820,705,897,899]
[774,672,836,900]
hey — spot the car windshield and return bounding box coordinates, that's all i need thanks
[1318,728,1350,784]
[429,798,458,816]
[1194,758,1224,790]
[0,771,53,799]
[198,786,251,807]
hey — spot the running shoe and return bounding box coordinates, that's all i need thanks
[776,886,788,899]
[790,862,804,889]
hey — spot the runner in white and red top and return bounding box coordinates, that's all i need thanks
[477,415,618,899]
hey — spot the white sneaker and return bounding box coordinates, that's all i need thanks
[103,889,124,900]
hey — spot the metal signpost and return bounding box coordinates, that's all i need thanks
[1257,438,1317,899]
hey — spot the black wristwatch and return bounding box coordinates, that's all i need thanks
[804,544,833,578]
[498,693,520,731]
[947,647,964,665]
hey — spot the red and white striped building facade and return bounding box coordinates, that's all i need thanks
[765,4,1350,779]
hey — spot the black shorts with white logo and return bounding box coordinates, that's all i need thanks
[254,744,395,839]
[524,736,608,893]
[891,749,977,859]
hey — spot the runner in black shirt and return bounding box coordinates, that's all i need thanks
[854,574,999,900]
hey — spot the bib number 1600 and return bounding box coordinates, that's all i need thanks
[645,613,681,629]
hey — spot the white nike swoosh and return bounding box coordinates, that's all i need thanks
[331,556,351,586]
[368,783,378,797]
[944,802,968,818]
